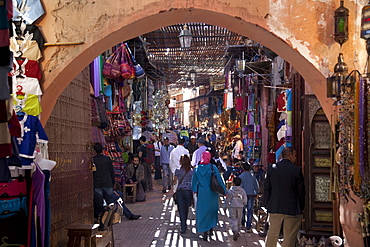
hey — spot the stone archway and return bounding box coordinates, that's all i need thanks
[38,0,364,126]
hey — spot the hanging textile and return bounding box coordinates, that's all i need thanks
[12,0,45,25]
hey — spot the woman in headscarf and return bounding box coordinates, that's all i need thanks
[173,154,193,233]
[191,151,226,241]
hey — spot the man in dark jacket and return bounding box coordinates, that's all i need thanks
[264,147,305,247]
[93,143,115,204]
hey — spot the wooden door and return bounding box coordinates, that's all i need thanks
[303,96,333,233]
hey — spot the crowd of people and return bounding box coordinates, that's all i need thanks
[91,127,305,246]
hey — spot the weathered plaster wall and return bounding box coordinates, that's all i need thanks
[36,0,368,245]
[37,0,368,127]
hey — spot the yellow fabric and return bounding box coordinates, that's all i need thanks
[13,94,42,116]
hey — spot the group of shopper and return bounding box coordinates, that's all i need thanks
[92,135,305,246]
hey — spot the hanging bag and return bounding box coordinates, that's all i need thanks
[210,165,225,195]
[102,46,122,79]
[120,46,135,79]
[125,43,145,78]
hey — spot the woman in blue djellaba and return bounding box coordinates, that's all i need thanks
[192,151,226,241]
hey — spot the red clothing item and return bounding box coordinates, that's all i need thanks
[276,92,286,112]
[9,58,42,80]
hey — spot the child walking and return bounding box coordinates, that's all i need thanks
[225,177,247,241]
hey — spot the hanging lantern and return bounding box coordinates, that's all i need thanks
[178,25,193,49]
[235,59,246,75]
[326,53,348,99]
[334,0,349,46]
[186,77,192,86]
[190,69,197,83]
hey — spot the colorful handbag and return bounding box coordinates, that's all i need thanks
[120,46,135,79]
[125,43,145,78]
[102,46,122,79]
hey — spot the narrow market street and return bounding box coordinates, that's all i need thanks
[114,179,266,247]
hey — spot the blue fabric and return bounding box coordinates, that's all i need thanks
[111,191,134,219]
[13,0,45,24]
[176,189,193,232]
[160,145,174,164]
[161,164,171,190]
[192,164,226,233]
[239,171,259,196]
[241,196,255,228]
[94,187,114,204]
[286,89,292,111]
[175,168,193,190]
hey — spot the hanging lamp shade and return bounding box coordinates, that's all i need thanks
[361,1,370,40]
[326,53,348,99]
[334,0,349,46]
[235,59,246,75]
[186,77,192,86]
[178,25,193,49]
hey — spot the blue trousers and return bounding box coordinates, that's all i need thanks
[176,189,193,232]
[95,187,114,204]
[242,196,255,228]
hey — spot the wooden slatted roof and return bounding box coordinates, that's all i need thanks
[141,23,246,86]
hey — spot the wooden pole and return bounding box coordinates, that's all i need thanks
[44,41,84,47]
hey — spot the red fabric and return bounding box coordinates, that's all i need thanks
[235,96,243,111]
[8,111,21,137]
[200,151,211,164]
[0,179,27,197]
[275,137,285,150]
[276,92,286,112]
[10,59,42,80]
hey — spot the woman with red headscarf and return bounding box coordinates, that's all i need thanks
[192,151,226,241]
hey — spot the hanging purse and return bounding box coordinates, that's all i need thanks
[210,165,225,195]
[125,44,145,78]
[102,46,122,79]
[120,46,135,79]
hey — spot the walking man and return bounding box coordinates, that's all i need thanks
[239,162,259,232]
[93,143,115,204]
[264,147,305,247]
[160,137,175,193]
[170,137,189,190]
[191,137,207,168]
[138,136,153,191]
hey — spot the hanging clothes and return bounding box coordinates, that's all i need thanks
[0,0,13,47]
[16,114,48,166]
[10,36,42,61]
[12,76,42,95]
[0,51,12,100]
[10,57,42,80]
[12,20,45,49]
[12,0,45,25]
[31,163,45,247]
[276,91,286,112]
[13,93,41,116]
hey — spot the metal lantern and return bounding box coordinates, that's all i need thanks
[334,0,349,46]
[186,77,192,86]
[326,53,348,99]
[190,69,197,83]
[178,25,193,49]
[235,59,246,75]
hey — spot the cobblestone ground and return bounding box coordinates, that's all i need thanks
[113,180,268,247]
